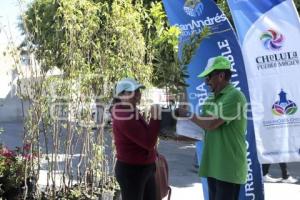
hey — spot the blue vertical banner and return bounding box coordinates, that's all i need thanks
[162,0,264,199]
[227,0,300,164]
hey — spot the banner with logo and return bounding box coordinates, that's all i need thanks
[227,0,300,164]
[162,0,264,199]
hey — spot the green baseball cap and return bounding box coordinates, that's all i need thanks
[198,56,231,78]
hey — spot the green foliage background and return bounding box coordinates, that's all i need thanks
[23,0,155,98]
[22,0,300,96]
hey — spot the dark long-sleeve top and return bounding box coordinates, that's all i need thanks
[112,104,160,165]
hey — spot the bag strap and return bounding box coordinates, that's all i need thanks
[156,150,172,200]
[167,186,171,200]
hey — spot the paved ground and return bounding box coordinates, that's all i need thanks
[158,139,203,200]
[1,122,300,200]
[157,139,300,200]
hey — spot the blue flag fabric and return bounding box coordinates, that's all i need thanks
[226,0,285,45]
[162,0,264,199]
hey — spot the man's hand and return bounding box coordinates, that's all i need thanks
[175,108,224,131]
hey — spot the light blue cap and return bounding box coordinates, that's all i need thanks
[115,78,145,96]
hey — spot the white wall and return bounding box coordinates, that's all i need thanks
[0,45,23,121]
[0,45,29,122]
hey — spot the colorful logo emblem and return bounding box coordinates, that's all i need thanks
[272,90,297,116]
[183,0,204,17]
[260,29,284,50]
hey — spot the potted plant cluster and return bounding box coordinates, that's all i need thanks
[0,144,36,200]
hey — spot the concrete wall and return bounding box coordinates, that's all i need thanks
[0,45,34,122]
[0,95,26,122]
[0,45,24,122]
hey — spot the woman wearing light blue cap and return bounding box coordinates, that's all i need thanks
[111,78,161,200]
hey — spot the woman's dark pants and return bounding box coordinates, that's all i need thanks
[115,160,156,200]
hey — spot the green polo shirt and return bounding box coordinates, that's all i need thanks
[199,84,247,184]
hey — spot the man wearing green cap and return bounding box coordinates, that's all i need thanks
[178,56,247,200]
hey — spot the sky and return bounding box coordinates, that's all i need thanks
[0,0,25,99]
[0,0,26,46]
